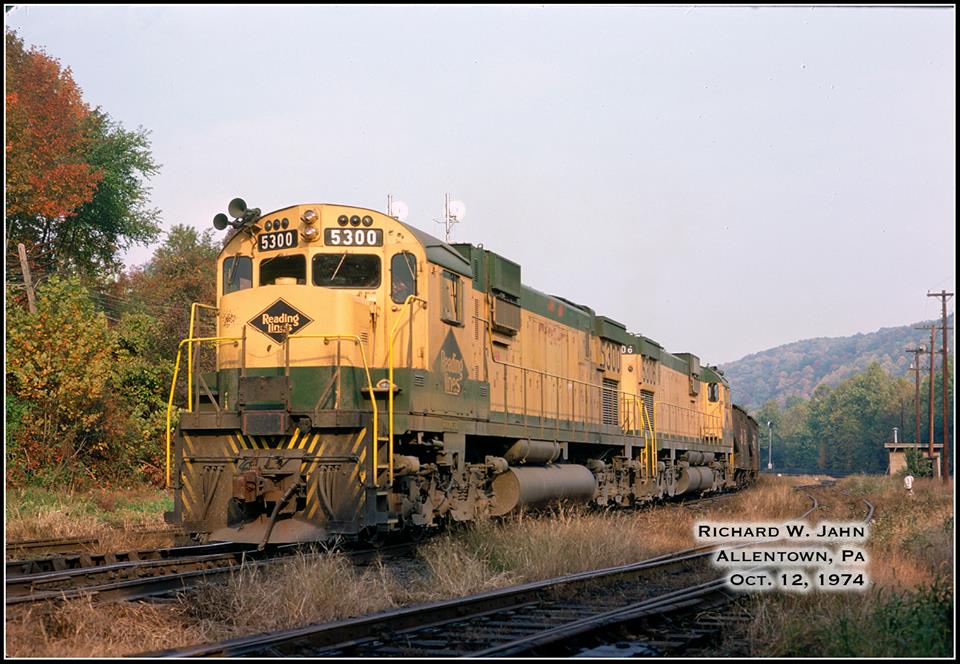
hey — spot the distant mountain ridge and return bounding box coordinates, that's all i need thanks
[720,314,954,411]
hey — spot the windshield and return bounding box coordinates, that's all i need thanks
[312,254,381,288]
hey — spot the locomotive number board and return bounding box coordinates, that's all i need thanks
[324,228,384,247]
[258,230,299,252]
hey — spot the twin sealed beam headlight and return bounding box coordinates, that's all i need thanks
[301,209,319,241]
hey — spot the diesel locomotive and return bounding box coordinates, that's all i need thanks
[164,199,759,546]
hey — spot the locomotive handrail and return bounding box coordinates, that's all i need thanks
[166,335,242,488]
[187,303,219,399]
[481,295,655,444]
[281,334,381,486]
[653,401,722,444]
[623,393,658,479]
[166,333,381,489]
[387,295,428,487]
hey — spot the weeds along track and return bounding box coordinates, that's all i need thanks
[143,493,821,657]
[5,529,179,558]
[5,542,416,606]
[572,493,876,658]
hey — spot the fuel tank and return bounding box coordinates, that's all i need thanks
[489,464,597,516]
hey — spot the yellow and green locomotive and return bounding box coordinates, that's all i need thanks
[165,199,759,546]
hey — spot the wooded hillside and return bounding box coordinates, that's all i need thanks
[721,314,954,411]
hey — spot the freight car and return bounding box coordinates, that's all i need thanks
[164,199,759,546]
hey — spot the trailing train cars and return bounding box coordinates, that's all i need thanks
[164,200,759,545]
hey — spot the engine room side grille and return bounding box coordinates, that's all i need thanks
[473,297,480,341]
[413,373,426,387]
[602,378,619,426]
[640,390,655,430]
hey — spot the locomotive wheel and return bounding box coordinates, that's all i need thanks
[361,526,387,548]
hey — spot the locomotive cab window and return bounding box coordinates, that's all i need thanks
[708,383,719,403]
[223,255,252,294]
[440,270,463,325]
[260,254,306,286]
[313,253,381,289]
[391,252,417,304]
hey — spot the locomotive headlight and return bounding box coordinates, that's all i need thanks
[302,226,319,242]
[302,209,318,225]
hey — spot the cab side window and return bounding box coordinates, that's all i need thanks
[391,252,417,304]
[440,270,463,325]
[708,383,720,403]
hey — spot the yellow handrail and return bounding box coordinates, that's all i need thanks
[187,303,219,407]
[654,400,721,443]
[166,335,241,488]
[166,332,381,489]
[388,296,428,486]
[283,334,380,485]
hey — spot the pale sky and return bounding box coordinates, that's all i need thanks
[6,5,955,364]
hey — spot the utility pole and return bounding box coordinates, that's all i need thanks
[915,324,940,472]
[928,290,953,480]
[906,345,925,448]
[17,243,36,314]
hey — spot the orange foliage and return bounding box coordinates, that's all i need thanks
[5,31,102,221]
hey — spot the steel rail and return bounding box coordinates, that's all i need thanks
[143,489,820,657]
[6,541,235,577]
[6,541,416,606]
[5,529,180,558]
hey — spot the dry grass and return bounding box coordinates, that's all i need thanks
[740,475,954,657]
[182,552,400,641]
[5,486,174,554]
[6,477,905,657]
[4,598,203,658]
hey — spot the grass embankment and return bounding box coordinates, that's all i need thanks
[4,477,801,656]
[6,486,173,553]
[7,476,949,657]
[740,475,953,657]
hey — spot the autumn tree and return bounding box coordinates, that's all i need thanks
[118,225,221,359]
[807,363,912,473]
[5,31,101,255]
[5,30,161,276]
[6,277,114,484]
[54,109,162,275]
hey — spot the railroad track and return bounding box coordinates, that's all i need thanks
[676,490,741,512]
[143,494,821,657]
[5,529,179,557]
[5,541,415,606]
[6,540,236,577]
[571,493,877,658]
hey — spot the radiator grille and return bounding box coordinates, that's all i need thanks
[473,298,480,341]
[640,390,655,430]
[602,378,619,426]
